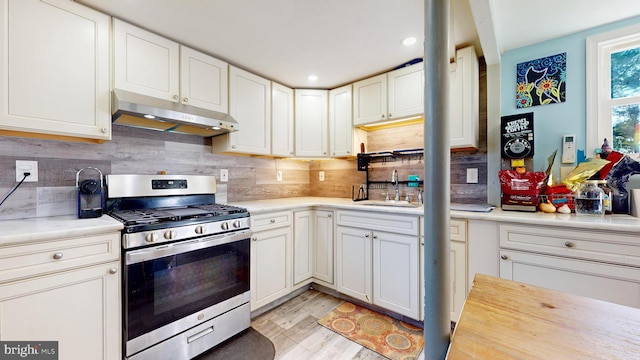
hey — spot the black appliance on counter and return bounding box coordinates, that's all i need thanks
[105,174,251,360]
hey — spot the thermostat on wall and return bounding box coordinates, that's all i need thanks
[562,134,576,163]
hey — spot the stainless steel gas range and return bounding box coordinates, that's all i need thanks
[105,174,251,360]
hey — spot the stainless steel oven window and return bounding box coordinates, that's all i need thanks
[124,233,250,341]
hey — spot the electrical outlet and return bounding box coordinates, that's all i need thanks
[560,166,573,182]
[466,168,478,184]
[16,160,38,182]
[319,171,325,182]
[276,171,283,182]
[220,169,228,182]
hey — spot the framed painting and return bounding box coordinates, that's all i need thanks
[516,52,566,108]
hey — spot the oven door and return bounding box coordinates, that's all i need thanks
[123,230,251,348]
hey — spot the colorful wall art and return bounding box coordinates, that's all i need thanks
[516,52,566,108]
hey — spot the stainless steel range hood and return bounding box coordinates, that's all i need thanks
[111,89,238,137]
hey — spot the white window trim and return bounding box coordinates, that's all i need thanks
[586,23,640,156]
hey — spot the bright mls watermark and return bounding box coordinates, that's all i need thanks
[0,342,57,360]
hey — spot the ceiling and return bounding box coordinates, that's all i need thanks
[77,0,640,89]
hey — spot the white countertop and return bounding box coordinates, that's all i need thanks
[0,215,123,246]
[2,198,638,246]
[230,197,640,233]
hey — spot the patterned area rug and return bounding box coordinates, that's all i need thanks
[318,302,424,360]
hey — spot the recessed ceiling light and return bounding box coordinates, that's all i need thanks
[308,75,318,81]
[144,114,156,119]
[402,37,417,46]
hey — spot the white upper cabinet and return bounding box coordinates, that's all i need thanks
[329,85,355,157]
[353,62,423,126]
[180,46,228,113]
[0,0,111,143]
[388,63,424,120]
[450,46,479,150]
[353,74,387,125]
[114,19,228,112]
[213,65,271,155]
[295,89,328,157]
[114,19,179,102]
[271,82,295,157]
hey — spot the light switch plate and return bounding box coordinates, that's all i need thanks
[276,171,283,182]
[319,171,325,182]
[220,169,228,182]
[466,168,478,184]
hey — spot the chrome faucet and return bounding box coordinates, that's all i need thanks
[392,169,400,201]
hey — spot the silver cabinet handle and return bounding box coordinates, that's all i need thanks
[500,254,508,260]
[270,219,276,223]
[52,252,63,260]
[364,233,370,238]
[100,127,108,133]
[183,97,188,103]
[372,235,378,239]
[109,268,118,274]
[564,241,575,248]
[252,237,258,241]
[327,214,332,218]
[173,94,179,101]
[388,113,392,118]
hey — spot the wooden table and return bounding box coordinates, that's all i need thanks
[446,274,640,359]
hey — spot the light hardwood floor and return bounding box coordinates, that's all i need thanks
[251,289,425,360]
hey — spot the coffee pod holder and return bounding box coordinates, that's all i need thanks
[76,167,104,219]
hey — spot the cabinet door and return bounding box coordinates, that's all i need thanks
[329,85,354,157]
[293,211,313,285]
[450,240,467,322]
[313,210,334,285]
[180,46,228,112]
[295,89,328,157]
[250,227,292,311]
[0,262,121,360]
[0,0,111,142]
[228,66,271,155]
[114,19,180,102]
[449,46,479,150]
[336,226,372,303]
[373,231,419,319]
[271,82,295,157]
[353,74,387,126]
[500,250,640,309]
[387,63,424,120]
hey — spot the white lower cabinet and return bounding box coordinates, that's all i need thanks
[499,223,640,309]
[0,232,121,360]
[336,211,420,320]
[336,225,372,303]
[250,212,292,311]
[0,262,120,360]
[293,211,314,286]
[312,211,334,285]
[419,218,468,322]
[373,230,419,319]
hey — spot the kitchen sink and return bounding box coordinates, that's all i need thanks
[358,200,422,208]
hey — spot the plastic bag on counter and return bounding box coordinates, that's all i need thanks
[562,158,610,192]
[605,155,640,213]
[498,170,547,211]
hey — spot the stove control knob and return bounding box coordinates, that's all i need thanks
[221,222,230,230]
[164,230,177,240]
[145,232,158,243]
[195,225,205,235]
[233,220,242,228]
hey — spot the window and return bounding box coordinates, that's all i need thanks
[587,24,640,159]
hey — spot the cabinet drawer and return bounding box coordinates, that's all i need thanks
[337,210,418,236]
[0,233,120,283]
[499,224,640,267]
[419,218,467,242]
[251,211,292,232]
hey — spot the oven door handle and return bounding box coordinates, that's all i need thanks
[125,229,252,265]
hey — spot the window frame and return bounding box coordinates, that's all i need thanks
[586,23,640,157]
